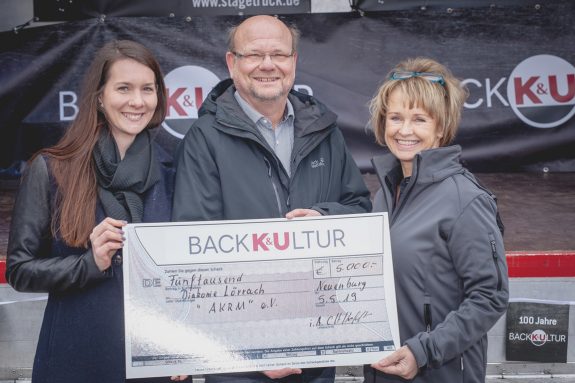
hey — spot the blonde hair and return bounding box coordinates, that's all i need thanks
[369,57,468,147]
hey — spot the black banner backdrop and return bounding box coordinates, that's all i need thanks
[353,0,546,12]
[1,2,574,172]
[34,0,311,20]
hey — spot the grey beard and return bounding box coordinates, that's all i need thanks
[249,87,287,102]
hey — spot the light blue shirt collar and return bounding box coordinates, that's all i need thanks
[234,91,294,125]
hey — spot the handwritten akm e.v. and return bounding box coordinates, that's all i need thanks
[123,213,399,378]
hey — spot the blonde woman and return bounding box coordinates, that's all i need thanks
[365,57,509,383]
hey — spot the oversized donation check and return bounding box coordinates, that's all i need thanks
[123,213,399,378]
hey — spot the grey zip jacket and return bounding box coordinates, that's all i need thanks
[364,145,509,383]
[172,79,371,221]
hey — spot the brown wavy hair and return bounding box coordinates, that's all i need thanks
[41,40,167,247]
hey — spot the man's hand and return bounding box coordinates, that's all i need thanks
[285,208,321,219]
[263,368,302,379]
[371,345,418,380]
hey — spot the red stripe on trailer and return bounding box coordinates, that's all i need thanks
[506,251,575,278]
[1,251,575,284]
[0,259,5,284]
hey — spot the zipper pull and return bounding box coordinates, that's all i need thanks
[424,303,432,332]
[489,234,503,291]
[263,157,272,177]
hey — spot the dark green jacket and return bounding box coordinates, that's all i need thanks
[172,79,371,221]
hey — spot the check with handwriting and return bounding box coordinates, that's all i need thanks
[124,213,399,378]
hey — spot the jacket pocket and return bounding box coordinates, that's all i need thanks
[488,232,503,291]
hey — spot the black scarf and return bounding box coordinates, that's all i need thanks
[93,129,160,223]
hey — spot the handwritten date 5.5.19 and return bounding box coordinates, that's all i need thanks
[316,292,357,305]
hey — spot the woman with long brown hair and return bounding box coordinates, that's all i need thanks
[6,40,180,382]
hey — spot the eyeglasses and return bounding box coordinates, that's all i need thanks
[389,71,446,86]
[232,51,295,65]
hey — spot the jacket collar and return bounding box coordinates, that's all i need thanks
[372,145,464,188]
[199,79,337,138]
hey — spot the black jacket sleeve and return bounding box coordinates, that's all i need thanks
[6,156,109,293]
[311,129,371,215]
[172,121,224,222]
